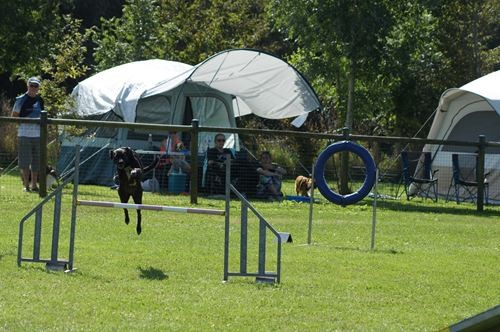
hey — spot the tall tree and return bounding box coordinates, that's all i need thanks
[0,0,89,101]
[91,0,165,70]
[385,0,499,136]
[70,0,125,28]
[0,1,66,77]
[40,15,90,117]
[0,2,89,155]
[434,0,499,86]
[269,0,393,131]
[381,2,446,137]
[92,0,277,70]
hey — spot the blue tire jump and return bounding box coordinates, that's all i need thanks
[314,141,376,206]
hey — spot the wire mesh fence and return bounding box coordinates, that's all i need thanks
[1,115,499,210]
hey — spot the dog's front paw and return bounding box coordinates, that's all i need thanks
[136,225,142,235]
[125,216,130,225]
[131,168,142,178]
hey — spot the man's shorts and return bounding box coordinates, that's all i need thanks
[18,137,40,172]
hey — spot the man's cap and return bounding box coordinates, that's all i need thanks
[28,77,41,86]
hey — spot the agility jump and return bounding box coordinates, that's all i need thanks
[18,145,283,283]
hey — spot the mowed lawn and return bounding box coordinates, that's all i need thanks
[0,173,499,331]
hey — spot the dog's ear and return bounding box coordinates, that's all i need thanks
[109,150,115,160]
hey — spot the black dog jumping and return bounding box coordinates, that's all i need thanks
[110,147,159,234]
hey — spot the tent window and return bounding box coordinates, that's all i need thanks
[129,94,172,138]
[442,111,500,154]
[183,97,194,125]
[136,94,171,124]
[181,98,194,147]
[187,96,237,154]
[189,96,231,126]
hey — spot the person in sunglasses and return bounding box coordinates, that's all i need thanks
[11,76,44,192]
[206,133,234,194]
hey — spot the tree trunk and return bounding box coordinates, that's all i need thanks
[472,5,481,77]
[340,63,355,195]
[340,129,351,195]
[345,60,355,130]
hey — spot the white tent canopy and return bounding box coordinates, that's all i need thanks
[423,70,500,202]
[71,49,321,126]
[427,70,500,141]
[72,59,192,120]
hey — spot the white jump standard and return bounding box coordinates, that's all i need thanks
[77,200,225,215]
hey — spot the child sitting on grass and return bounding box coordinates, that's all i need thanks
[256,151,286,200]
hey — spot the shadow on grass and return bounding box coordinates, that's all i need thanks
[297,243,403,255]
[0,248,18,262]
[138,266,168,281]
[333,246,402,255]
[76,189,121,198]
[375,199,500,217]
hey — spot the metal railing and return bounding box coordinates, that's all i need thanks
[2,112,500,211]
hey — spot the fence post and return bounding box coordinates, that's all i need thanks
[39,111,48,198]
[190,119,199,204]
[476,135,486,212]
[223,156,231,282]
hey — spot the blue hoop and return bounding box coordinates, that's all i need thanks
[314,141,376,206]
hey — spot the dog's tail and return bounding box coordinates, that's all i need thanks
[143,157,160,173]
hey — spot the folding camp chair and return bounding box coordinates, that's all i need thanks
[401,151,439,202]
[446,153,489,204]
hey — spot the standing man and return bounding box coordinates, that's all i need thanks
[11,77,44,192]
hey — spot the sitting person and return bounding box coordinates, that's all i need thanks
[206,133,233,194]
[157,133,184,190]
[230,148,260,197]
[168,142,191,175]
[256,151,286,200]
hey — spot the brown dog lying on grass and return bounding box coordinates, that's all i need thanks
[295,175,313,197]
[110,147,159,235]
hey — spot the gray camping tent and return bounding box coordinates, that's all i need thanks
[58,49,322,185]
[422,70,500,202]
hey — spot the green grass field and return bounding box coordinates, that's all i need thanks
[0,173,498,331]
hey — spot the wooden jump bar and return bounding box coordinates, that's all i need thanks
[77,200,225,216]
